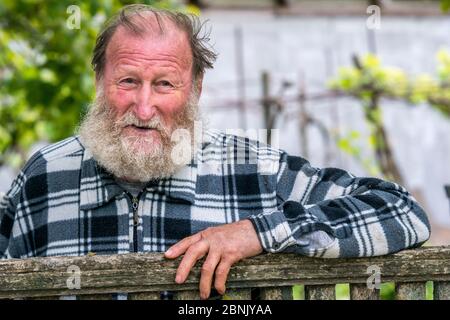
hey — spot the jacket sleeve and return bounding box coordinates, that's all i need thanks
[0,173,24,259]
[0,192,9,259]
[248,153,431,258]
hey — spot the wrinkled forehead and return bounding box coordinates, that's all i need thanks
[105,13,193,69]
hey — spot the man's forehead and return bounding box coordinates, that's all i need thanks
[105,14,193,66]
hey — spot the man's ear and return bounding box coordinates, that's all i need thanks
[194,73,204,97]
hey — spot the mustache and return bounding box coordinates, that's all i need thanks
[117,112,169,135]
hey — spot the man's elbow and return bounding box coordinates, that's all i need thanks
[410,203,432,247]
[377,185,432,249]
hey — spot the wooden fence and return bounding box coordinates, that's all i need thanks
[1,246,449,300]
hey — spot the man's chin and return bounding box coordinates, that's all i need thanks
[122,141,164,157]
[120,133,164,154]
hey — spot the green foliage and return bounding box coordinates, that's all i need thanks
[337,131,381,177]
[0,0,189,167]
[335,283,349,300]
[426,281,434,300]
[292,284,304,299]
[442,0,450,12]
[329,51,450,182]
[328,54,409,103]
[329,51,450,118]
[380,282,395,300]
[409,50,450,117]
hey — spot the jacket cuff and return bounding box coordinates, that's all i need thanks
[247,210,296,253]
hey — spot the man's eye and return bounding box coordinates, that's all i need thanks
[120,78,137,85]
[158,81,173,87]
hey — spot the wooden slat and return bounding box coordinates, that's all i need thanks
[395,282,426,300]
[78,294,113,300]
[176,291,200,300]
[56,295,77,300]
[223,288,252,300]
[259,287,293,300]
[434,281,450,300]
[350,284,379,300]
[28,295,77,300]
[128,292,160,300]
[1,247,450,298]
[305,285,336,300]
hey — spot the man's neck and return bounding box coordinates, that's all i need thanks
[114,177,148,197]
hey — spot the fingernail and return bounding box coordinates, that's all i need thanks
[165,248,172,256]
[175,275,182,283]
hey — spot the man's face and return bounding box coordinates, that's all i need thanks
[79,18,201,182]
[100,21,196,154]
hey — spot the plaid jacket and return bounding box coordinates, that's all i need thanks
[0,130,431,259]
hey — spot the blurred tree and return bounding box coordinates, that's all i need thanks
[329,54,407,184]
[0,0,188,168]
[409,50,450,118]
[329,51,450,184]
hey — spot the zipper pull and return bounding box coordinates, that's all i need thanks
[132,197,139,226]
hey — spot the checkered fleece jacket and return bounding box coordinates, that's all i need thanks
[0,130,430,259]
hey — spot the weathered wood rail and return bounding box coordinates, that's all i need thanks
[1,246,449,300]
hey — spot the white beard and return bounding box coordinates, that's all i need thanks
[78,89,199,182]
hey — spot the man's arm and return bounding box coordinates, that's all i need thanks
[248,154,431,258]
[165,152,431,299]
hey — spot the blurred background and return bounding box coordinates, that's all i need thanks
[1,0,450,248]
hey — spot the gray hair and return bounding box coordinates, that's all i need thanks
[91,4,217,80]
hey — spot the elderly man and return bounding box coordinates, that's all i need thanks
[0,5,430,300]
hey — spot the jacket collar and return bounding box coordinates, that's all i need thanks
[79,147,197,211]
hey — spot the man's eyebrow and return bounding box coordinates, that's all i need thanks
[112,66,139,75]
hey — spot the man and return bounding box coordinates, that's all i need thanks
[0,5,430,300]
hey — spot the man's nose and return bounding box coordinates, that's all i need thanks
[134,84,156,121]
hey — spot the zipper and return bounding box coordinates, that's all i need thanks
[132,195,139,253]
[131,196,139,227]
[125,192,141,253]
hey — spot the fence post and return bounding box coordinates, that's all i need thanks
[445,185,450,216]
[261,71,272,143]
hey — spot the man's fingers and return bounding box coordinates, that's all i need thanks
[165,233,202,258]
[214,260,232,295]
[175,240,209,284]
[199,250,221,300]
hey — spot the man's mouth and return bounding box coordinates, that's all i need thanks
[125,125,156,134]
[133,125,151,129]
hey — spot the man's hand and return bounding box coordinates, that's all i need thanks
[164,219,263,299]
